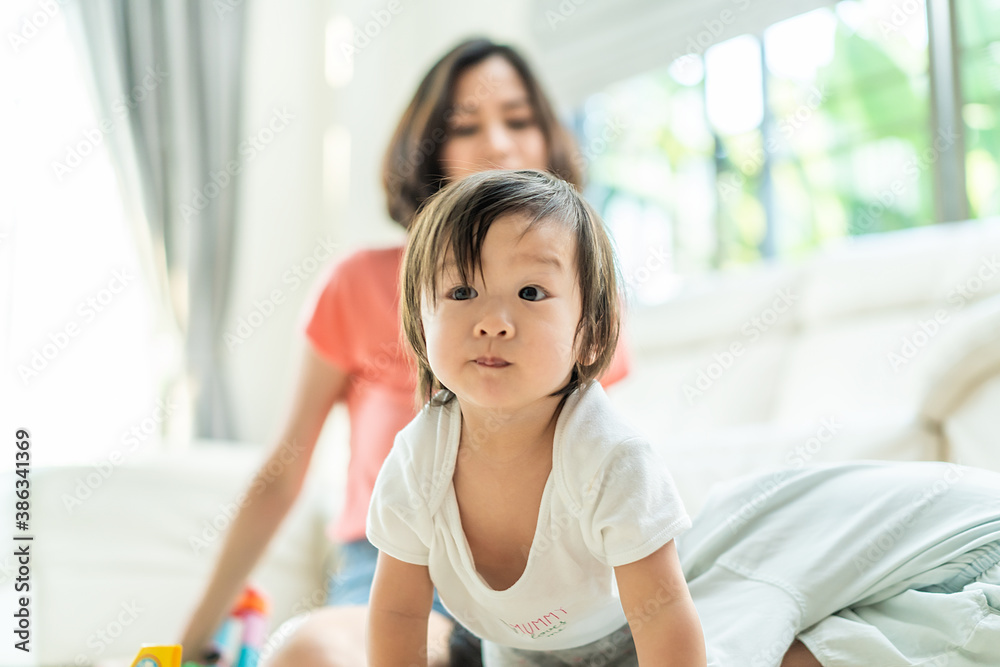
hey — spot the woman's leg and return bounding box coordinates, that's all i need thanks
[780,641,822,667]
[261,539,457,667]
[263,606,452,667]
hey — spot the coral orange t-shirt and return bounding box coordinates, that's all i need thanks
[305,244,631,543]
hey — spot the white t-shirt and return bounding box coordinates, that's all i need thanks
[367,380,691,650]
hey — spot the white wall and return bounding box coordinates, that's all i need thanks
[221,0,328,446]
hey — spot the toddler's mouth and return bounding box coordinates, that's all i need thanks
[475,356,511,368]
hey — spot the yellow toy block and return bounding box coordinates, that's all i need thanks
[128,645,182,667]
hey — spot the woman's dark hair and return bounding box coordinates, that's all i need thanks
[382,38,584,228]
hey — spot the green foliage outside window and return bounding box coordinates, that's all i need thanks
[580,0,997,304]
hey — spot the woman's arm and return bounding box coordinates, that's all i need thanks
[615,540,706,667]
[368,551,434,666]
[179,345,349,662]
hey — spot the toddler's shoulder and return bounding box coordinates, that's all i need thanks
[553,382,660,506]
[388,395,461,508]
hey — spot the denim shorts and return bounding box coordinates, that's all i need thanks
[326,538,451,619]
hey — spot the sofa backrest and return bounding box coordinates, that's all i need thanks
[613,218,1000,438]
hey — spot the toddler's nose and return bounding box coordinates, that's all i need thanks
[475,307,513,338]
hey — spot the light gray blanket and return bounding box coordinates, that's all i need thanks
[677,461,1000,666]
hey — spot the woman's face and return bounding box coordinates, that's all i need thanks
[439,55,550,182]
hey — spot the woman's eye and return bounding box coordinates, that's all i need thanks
[519,286,547,301]
[450,286,477,300]
[449,125,478,137]
[507,117,536,130]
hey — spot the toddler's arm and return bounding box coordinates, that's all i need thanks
[615,540,707,666]
[368,551,434,666]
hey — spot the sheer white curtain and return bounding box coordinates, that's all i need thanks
[62,0,249,438]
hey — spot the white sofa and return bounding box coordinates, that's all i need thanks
[24,218,1000,667]
[612,217,1000,513]
[24,445,335,667]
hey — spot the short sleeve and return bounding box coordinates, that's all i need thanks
[583,439,691,567]
[366,434,433,566]
[303,257,359,372]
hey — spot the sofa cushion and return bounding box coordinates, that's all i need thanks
[943,376,1000,473]
[793,218,1000,328]
[31,445,330,666]
[648,413,939,518]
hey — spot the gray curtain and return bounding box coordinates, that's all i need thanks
[63,0,247,438]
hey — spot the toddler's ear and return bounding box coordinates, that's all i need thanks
[575,336,599,367]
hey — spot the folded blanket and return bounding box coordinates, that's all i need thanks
[678,461,1000,666]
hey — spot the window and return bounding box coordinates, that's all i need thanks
[958,0,1000,217]
[3,4,164,467]
[578,0,993,304]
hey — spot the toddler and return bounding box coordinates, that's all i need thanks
[366,169,706,666]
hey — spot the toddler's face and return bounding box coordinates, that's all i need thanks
[421,214,581,416]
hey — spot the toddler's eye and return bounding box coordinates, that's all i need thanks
[450,286,477,300]
[519,286,547,301]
